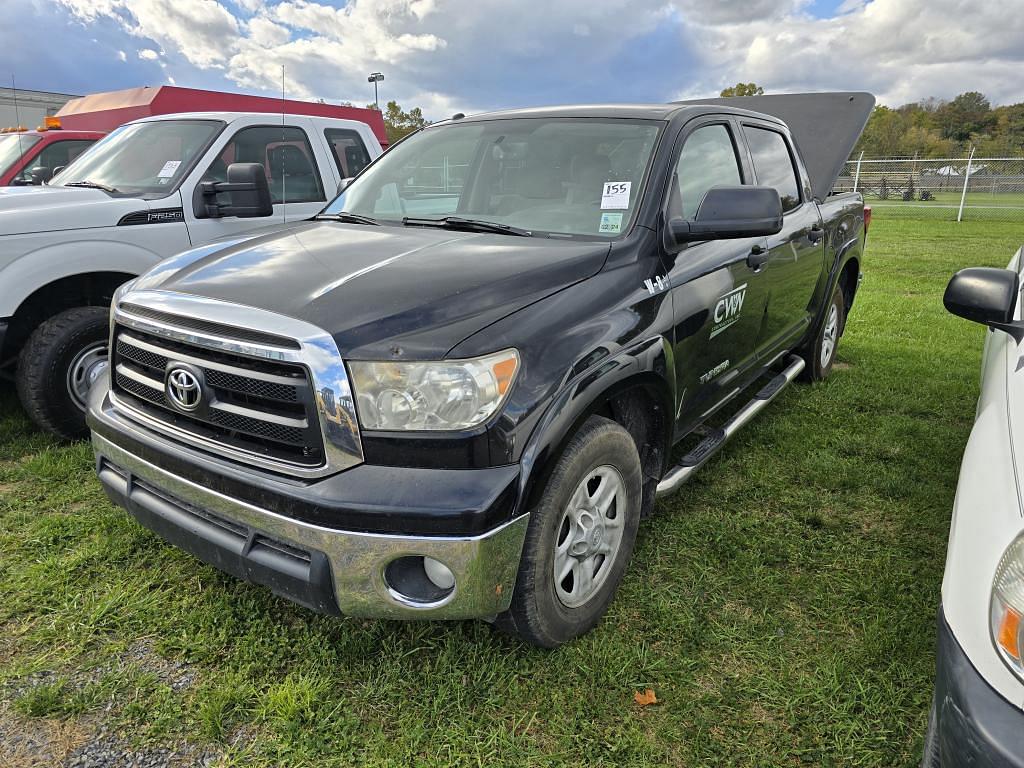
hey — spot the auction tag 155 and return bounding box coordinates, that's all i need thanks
[601,181,631,209]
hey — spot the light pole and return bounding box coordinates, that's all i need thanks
[368,72,384,111]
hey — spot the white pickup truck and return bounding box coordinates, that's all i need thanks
[0,111,383,438]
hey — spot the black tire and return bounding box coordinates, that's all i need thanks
[16,307,110,440]
[801,284,846,382]
[496,416,642,647]
[921,697,941,768]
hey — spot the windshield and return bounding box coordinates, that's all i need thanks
[51,119,223,196]
[324,118,662,238]
[0,133,41,177]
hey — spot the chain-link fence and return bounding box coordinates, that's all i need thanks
[834,154,1024,222]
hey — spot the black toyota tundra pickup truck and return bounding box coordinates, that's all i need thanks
[87,93,873,647]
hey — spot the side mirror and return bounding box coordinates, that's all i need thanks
[944,267,1024,341]
[30,166,53,184]
[194,162,273,219]
[337,177,354,194]
[669,186,783,245]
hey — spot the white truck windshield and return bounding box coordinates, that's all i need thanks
[51,119,223,196]
[325,118,662,238]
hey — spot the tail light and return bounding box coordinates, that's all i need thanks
[863,206,872,234]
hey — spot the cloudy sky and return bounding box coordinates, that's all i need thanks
[4,0,1024,119]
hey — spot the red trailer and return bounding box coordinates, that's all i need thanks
[56,85,389,147]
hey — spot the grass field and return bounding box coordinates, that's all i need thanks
[2,215,1024,766]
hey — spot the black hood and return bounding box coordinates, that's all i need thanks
[141,221,610,358]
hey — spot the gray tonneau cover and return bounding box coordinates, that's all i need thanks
[674,92,876,203]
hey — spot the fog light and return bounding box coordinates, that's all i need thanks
[424,557,455,590]
[383,556,456,606]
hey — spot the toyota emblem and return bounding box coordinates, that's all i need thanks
[166,366,202,411]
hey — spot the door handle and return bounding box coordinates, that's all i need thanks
[808,224,825,244]
[747,244,769,270]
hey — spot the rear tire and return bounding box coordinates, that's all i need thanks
[496,416,642,647]
[801,284,845,382]
[16,307,110,440]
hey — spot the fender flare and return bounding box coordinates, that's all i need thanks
[0,240,164,317]
[515,335,675,515]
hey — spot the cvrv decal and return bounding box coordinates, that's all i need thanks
[710,284,747,339]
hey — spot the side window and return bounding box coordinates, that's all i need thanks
[202,125,324,205]
[742,126,801,212]
[324,129,372,178]
[16,140,95,181]
[672,124,742,219]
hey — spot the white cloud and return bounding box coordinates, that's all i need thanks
[54,0,1024,119]
[137,47,159,60]
[117,49,126,61]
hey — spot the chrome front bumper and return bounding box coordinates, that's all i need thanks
[92,431,529,620]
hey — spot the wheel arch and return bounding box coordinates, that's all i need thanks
[517,338,675,520]
[2,270,137,362]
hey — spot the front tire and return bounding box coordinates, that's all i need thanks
[801,284,846,382]
[497,416,642,647]
[16,307,110,440]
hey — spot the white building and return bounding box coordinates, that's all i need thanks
[0,87,79,129]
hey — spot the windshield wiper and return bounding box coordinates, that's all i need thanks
[63,180,119,193]
[318,212,379,226]
[401,216,532,237]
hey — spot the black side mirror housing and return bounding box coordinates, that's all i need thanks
[944,267,1023,341]
[669,186,783,245]
[194,162,273,219]
[30,166,53,184]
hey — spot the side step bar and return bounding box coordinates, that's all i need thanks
[655,355,806,499]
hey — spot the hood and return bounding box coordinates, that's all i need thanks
[0,185,152,236]
[136,221,610,358]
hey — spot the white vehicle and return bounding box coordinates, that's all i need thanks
[926,250,1024,765]
[0,111,382,438]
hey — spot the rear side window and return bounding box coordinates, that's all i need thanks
[324,129,372,178]
[673,124,742,219]
[743,126,800,212]
[202,125,325,205]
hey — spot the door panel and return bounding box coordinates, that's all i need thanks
[759,201,825,357]
[667,238,768,431]
[742,124,825,357]
[663,120,771,431]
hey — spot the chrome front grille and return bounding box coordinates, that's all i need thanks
[111,327,325,467]
[108,290,364,478]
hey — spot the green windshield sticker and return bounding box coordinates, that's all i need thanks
[599,212,623,234]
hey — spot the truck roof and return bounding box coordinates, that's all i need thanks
[128,111,381,129]
[448,103,782,123]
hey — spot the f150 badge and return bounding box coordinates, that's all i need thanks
[710,284,747,339]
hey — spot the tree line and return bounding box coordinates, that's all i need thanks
[719,83,1024,159]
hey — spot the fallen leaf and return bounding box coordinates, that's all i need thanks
[495,584,503,596]
[634,688,658,706]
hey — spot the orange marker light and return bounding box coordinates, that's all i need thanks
[998,606,1022,660]
[492,357,517,395]
[44,116,61,130]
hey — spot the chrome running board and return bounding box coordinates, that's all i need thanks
[655,355,806,498]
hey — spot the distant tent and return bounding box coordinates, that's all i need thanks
[935,165,960,176]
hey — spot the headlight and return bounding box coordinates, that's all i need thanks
[991,533,1024,677]
[348,349,519,431]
